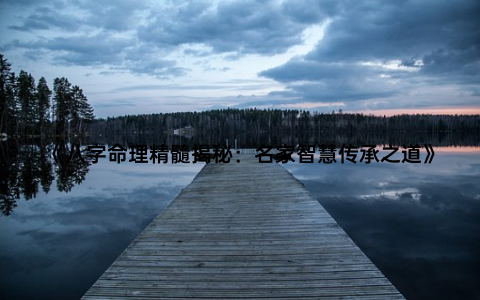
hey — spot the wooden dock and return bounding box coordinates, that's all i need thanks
[83,154,404,299]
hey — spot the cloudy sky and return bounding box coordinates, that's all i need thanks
[1,0,479,118]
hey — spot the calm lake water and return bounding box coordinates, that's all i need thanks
[0,147,204,300]
[283,147,480,300]
[1,143,479,299]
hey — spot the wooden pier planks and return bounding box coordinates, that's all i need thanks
[83,154,404,299]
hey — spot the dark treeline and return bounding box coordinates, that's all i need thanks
[87,109,480,146]
[0,54,94,138]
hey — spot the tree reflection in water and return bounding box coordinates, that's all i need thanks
[2,130,479,216]
[0,140,90,216]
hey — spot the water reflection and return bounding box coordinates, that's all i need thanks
[283,148,480,300]
[0,142,90,216]
[1,140,479,299]
[0,142,204,299]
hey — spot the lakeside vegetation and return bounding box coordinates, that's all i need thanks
[86,110,480,149]
[1,52,479,146]
[0,54,94,138]
[90,109,480,138]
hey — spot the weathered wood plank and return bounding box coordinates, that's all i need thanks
[83,154,403,299]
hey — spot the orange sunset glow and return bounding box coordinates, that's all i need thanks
[360,107,480,116]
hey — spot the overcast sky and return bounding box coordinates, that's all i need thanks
[1,0,479,118]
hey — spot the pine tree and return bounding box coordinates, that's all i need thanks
[53,79,94,136]
[5,73,17,135]
[78,90,94,133]
[16,71,36,135]
[0,54,15,135]
[70,85,82,134]
[70,85,94,134]
[53,77,72,137]
[1,54,95,137]
[36,77,51,135]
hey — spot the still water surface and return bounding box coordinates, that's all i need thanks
[284,147,480,300]
[0,151,204,299]
[1,144,479,299]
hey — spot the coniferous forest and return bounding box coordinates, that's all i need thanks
[0,54,94,138]
[90,109,480,137]
[85,109,480,148]
[1,52,479,145]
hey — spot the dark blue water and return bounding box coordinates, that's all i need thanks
[283,147,480,300]
[1,145,479,299]
[0,155,204,299]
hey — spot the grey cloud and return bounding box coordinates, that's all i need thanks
[8,6,81,32]
[77,0,149,32]
[421,47,480,82]
[1,0,332,79]
[0,0,53,7]
[3,0,479,94]
[471,87,480,97]
[23,49,51,61]
[260,59,401,102]
[7,0,147,33]
[281,0,338,24]
[183,48,212,57]
[37,34,131,66]
[137,0,327,55]
[113,84,231,92]
[399,59,420,68]
[307,1,479,63]
[3,33,132,66]
[286,82,398,102]
[259,0,480,108]
[260,59,381,82]
[2,0,170,77]
[303,0,480,83]
[121,60,189,78]
[121,44,189,78]
[7,33,187,78]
